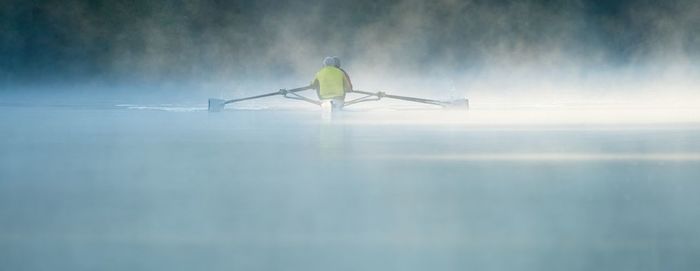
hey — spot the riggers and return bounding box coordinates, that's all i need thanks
[208,86,468,112]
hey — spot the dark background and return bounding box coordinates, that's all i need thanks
[1,0,699,86]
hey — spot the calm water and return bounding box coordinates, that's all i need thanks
[1,106,699,270]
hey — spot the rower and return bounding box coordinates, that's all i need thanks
[207,57,467,112]
[311,56,353,111]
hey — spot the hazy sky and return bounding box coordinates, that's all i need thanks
[1,0,699,89]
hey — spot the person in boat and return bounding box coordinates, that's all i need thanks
[311,56,353,110]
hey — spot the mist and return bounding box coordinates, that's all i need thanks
[2,0,700,104]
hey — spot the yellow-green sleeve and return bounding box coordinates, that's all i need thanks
[310,73,319,89]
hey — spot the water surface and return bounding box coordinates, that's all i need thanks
[1,105,699,270]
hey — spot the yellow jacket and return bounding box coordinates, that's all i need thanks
[311,66,352,99]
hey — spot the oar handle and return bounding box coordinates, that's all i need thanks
[225,85,312,104]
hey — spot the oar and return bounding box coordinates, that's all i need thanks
[208,86,312,112]
[346,90,468,109]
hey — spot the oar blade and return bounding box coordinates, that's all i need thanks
[208,98,226,112]
[444,98,469,110]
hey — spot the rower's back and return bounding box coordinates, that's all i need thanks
[312,66,350,99]
[312,56,352,100]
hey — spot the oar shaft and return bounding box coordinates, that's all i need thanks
[383,94,444,105]
[225,86,312,105]
[225,92,279,104]
[348,90,445,106]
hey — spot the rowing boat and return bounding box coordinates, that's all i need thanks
[208,86,468,112]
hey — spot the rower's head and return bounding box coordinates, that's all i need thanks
[323,56,341,68]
